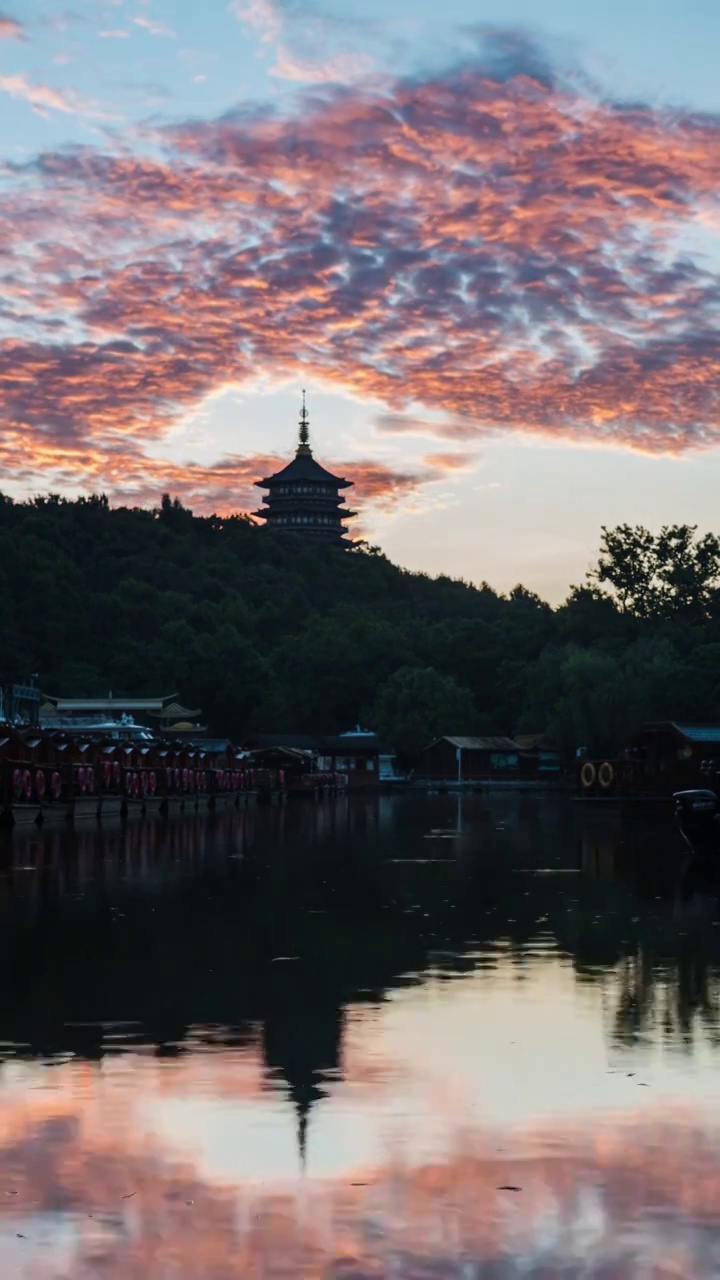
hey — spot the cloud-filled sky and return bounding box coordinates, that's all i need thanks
[2,0,720,598]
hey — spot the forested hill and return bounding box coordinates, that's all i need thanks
[3,494,720,759]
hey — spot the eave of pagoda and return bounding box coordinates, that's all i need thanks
[252,509,356,520]
[255,474,352,491]
[256,497,352,510]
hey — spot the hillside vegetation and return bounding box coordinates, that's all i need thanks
[3,494,720,760]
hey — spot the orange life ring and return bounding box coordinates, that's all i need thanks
[580,762,596,789]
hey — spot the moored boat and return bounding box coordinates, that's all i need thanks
[673,788,720,856]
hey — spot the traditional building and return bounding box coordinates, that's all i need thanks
[39,693,206,740]
[253,393,355,543]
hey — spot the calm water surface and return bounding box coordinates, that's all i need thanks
[0,793,719,1276]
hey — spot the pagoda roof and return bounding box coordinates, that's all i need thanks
[148,701,201,720]
[43,695,177,712]
[255,450,352,490]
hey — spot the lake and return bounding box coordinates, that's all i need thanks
[0,791,719,1277]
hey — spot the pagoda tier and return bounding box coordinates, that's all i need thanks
[253,394,355,544]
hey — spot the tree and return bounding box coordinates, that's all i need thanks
[589,524,660,617]
[654,525,720,619]
[590,524,720,620]
[373,666,478,764]
[5,492,720,749]
[520,638,683,757]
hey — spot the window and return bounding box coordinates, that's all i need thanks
[490,753,518,770]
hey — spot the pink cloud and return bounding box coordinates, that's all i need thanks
[0,9,23,39]
[231,0,373,85]
[271,47,374,84]
[0,71,115,118]
[3,36,720,514]
[229,0,281,43]
[0,72,76,115]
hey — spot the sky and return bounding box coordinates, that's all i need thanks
[2,0,720,600]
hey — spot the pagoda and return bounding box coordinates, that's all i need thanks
[253,394,355,544]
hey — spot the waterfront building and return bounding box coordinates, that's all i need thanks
[420,735,523,783]
[0,682,40,728]
[253,393,355,543]
[244,729,389,789]
[39,693,205,740]
[578,720,720,799]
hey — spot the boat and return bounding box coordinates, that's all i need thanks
[673,788,720,856]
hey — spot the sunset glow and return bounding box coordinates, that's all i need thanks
[2,1,720,590]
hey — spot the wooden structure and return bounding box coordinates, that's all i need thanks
[0,730,241,826]
[420,735,523,783]
[514,734,562,779]
[0,728,51,824]
[246,732,383,790]
[252,394,355,544]
[577,721,720,800]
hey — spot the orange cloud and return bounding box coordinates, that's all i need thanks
[3,36,720,510]
[0,9,23,39]
[0,72,112,118]
[423,451,479,471]
[0,72,77,115]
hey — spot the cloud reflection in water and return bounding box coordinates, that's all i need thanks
[0,1064,715,1277]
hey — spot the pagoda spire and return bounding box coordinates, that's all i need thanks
[297,390,311,456]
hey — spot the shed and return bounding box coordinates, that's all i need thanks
[420,735,521,782]
[514,734,562,777]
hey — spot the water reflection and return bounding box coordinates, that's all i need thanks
[0,794,719,1274]
[0,1081,719,1276]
